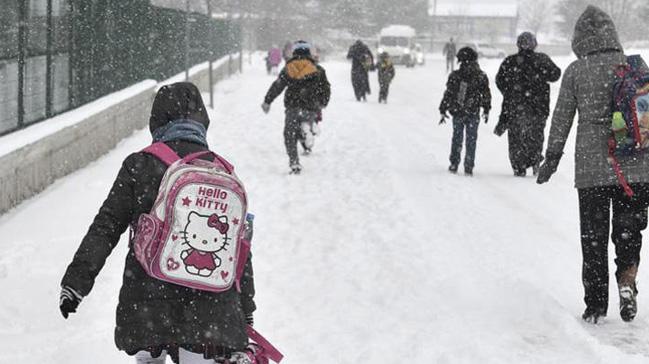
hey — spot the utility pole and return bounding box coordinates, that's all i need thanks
[206,0,214,108]
[184,0,190,81]
[238,0,243,73]
[431,0,437,53]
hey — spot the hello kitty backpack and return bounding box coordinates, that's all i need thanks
[131,142,251,293]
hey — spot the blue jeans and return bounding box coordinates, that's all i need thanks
[449,115,479,169]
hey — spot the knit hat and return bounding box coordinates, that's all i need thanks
[456,47,478,63]
[517,32,538,51]
[292,40,312,56]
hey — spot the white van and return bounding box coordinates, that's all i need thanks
[378,25,417,67]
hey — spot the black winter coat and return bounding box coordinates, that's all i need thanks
[378,59,395,85]
[61,83,255,357]
[264,55,331,111]
[439,62,491,118]
[347,41,374,96]
[496,50,561,127]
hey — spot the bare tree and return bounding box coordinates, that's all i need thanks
[555,0,644,41]
[519,0,553,35]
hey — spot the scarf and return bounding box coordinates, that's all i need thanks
[152,119,208,147]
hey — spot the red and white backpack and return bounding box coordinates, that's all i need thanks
[132,142,251,293]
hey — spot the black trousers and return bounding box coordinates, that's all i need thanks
[284,108,316,166]
[379,80,391,102]
[507,115,546,172]
[578,184,649,313]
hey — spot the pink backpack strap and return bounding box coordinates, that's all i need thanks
[247,325,284,363]
[142,142,181,166]
[608,137,635,197]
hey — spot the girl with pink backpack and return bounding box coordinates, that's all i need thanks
[59,82,282,364]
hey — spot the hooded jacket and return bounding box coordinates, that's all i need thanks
[264,55,331,111]
[496,48,561,126]
[61,82,255,356]
[545,6,649,188]
[439,60,491,118]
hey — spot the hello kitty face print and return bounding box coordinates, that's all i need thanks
[180,211,231,277]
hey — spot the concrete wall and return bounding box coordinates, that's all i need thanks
[0,54,241,215]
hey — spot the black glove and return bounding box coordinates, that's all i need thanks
[536,152,563,184]
[60,285,83,319]
[439,112,449,125]
[245,313,254,326]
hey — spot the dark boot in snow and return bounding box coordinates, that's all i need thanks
[582,307,607,324]
[449,164,458,174]
[514,169,526,177]
[618,265,638,322]
[290,163,302,175]
[464,167,473,176]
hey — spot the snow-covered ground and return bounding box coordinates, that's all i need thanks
[2,52,649,363]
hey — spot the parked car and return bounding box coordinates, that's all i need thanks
[464,43,506,58]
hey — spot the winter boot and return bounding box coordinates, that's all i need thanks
[582,306,607,324]
[448,164,458,174]
[618,265,639,322]
[514,169,526,177]
[289,163,302,175]
[464,167,473,176]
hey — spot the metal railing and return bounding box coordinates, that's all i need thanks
[0,0,240,136]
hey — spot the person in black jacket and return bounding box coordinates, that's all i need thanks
[262,40,331,174]
[495,32,561,177]
[347,40,374,101]
[377,52,395,103]
[439,47,491,176]
[59,82,256,364]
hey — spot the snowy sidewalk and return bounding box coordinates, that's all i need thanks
[1,55,648,363]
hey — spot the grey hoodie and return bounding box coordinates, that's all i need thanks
[546,5,649,188]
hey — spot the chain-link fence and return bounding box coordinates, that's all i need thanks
[0,0,240,136]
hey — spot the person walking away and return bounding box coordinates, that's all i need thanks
[268,45,283,75]
[537,6,649,324]
[443,38,457,73]
[439,47,491,176]
[347,40,374,101]
[495,32,561,177]
[377,52,395,104]
[59,82,258,363]
[261,41,331,174]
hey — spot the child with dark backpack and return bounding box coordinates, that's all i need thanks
[377,52,395,104]
[439,47,491,176]
[261,40,331,174]
[59,82,282,364]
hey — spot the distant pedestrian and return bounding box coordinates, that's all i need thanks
[443,38,457,73]
[495,32,561,177]
[439,47,491,176]
[267,45,283,75]
[377,52,395,103]
[347,40,374,102]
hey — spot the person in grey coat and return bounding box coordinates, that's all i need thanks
[537,6,649,324]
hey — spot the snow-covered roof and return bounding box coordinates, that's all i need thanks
[380,25,417,37]
[429,1,518,18]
